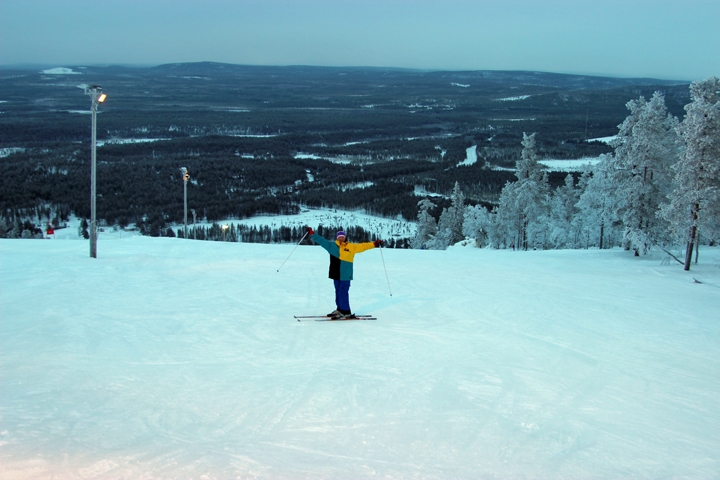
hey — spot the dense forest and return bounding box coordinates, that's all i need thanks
[0,63,690,238]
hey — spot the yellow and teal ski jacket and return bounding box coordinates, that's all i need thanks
[311,233,375,281]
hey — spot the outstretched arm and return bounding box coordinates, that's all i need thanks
[307,228,340,257]
[350,239,381,254]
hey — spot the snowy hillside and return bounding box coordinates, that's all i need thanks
[2,237,720,479]
[42,209,415,244]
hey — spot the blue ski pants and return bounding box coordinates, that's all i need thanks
[334,280,351,312]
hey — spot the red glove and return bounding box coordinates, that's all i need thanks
[373,239,383,247]
[306,227,314,236]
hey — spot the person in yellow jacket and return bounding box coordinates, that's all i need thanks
[307,227,382,319]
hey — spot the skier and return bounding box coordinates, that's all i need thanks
[306,227,382,319]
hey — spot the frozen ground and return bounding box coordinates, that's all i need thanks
[1,235,719,479]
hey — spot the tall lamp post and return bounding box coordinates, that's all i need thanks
[83,85,107,258]
[180,167,189,238]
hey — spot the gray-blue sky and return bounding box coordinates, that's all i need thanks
[1,0,717,81]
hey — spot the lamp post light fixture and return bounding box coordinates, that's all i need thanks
[180,167,189,238]
[81,84,106,258]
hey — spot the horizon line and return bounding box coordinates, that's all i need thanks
[0,61,695,83]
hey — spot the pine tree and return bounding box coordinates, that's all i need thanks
[575,156,621,249]
[429,182,466,249]
[411,198,437,249]
[79,219,90,239]
[612,92,679,254]
[463,204,492,247]
[493,133,550,249]
[447,182,466,245]
[548,173,580,248]
[660,77,720,270]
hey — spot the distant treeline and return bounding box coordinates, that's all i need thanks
[0,138,519,233]
[166,222,411,248]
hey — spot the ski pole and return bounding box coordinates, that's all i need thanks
[379,245,392,296]
[277,231,309,272]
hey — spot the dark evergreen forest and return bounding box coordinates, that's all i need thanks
[0,63,688,237]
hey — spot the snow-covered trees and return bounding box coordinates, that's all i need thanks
[493,133,550,250]
[413,182,467,250]
[611,92,679,254]
[429,182,466,249]
[411,198,437,249]
[548,173,581,248]
[660,77,720,270]
[409,80,719,265]
[574,157,621,249]
[463,204,492,247]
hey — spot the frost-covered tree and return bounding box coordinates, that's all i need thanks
[463,204,493,247]
[429,182,465,249]
[660,77,720,270]
[411,198,437,249]
[494,133,550,249]
[612,92,679,254]
[489,197,513,249]
[575,156,622,249]
[548,173,580,248]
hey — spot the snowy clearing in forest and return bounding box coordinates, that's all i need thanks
[539,157,602,171]
[41,67,81,75]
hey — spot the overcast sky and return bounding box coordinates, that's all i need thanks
[0,0,717,81]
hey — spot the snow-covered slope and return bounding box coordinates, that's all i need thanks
[1,237,719,478]
[49,209,415,243]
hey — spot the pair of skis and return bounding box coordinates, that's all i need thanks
[294,314,376,322]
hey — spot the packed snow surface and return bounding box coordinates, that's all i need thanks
[2,236,720,479]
